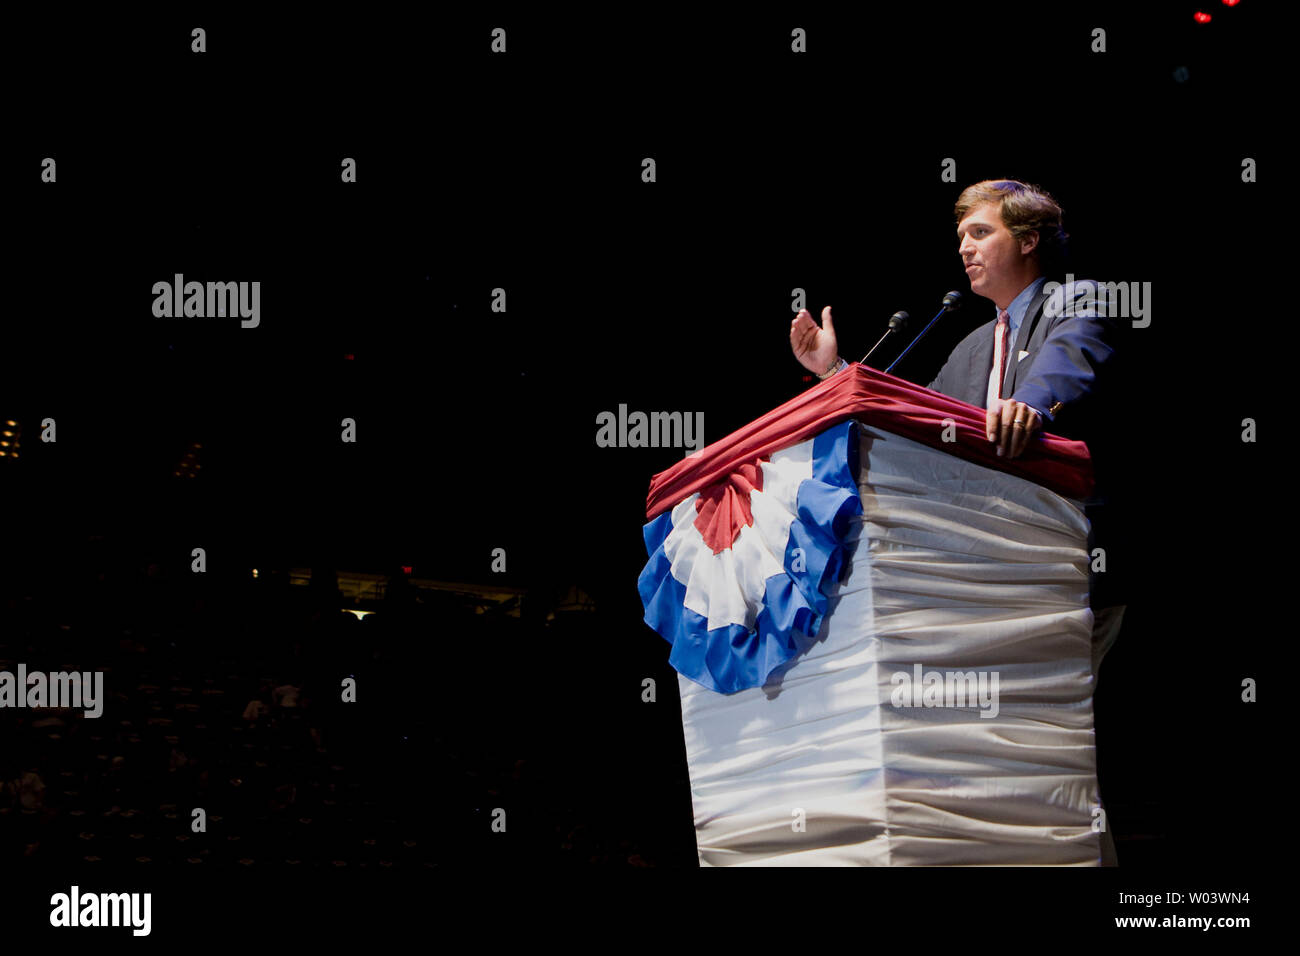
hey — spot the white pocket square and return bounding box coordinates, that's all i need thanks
[1017,350,1030,362]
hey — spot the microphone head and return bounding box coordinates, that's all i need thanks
[888,311,909,331]
[942,291,963,310]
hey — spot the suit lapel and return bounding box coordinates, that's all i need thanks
[1003,284,1053,397]
[971,319,995,407]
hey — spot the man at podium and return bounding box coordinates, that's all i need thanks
[789,181,1129,865]
[791,179,1120,464]
[644,179,1130,864]
[789,177,1127,635]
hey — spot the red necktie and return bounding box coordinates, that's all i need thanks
[995,309,1010,399]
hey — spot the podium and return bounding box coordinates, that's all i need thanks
[638,364,1107,866]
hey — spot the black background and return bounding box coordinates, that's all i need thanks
[2,1,1279,940]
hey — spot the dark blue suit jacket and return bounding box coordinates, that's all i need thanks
[924,277,1130,606]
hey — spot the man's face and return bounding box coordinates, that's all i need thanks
[957,201,1039,308]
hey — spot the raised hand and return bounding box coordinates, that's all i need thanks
[790,306,839,375]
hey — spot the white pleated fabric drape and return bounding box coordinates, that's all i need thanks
[678,422,1104,866]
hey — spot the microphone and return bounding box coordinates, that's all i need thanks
[859,311,909,367]
[884,291,963,375]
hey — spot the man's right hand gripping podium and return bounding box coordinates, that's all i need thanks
[791,179,1129,686]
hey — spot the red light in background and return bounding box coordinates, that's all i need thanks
[344,353,355,361]
[401,566,412,575]
[1194,11,1212,22]
[1221,0,1239,6]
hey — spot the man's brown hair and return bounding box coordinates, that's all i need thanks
[955,179,1070,276]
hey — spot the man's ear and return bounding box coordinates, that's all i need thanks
[1020,229,1040,256]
